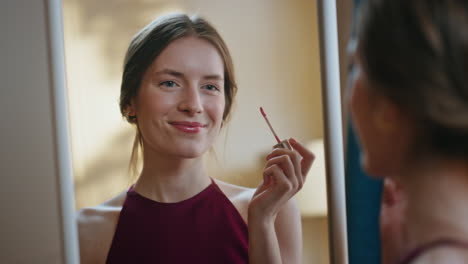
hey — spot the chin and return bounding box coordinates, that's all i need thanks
[360,153,386,179]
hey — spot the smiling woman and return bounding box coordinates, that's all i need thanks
[76,14,315,264]
[125,36,227,161]
[2,0,347,263]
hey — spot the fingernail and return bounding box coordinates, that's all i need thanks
[289,138,297,144]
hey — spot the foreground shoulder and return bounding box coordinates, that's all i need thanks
[411,245,468,264]
[76,191,126,264]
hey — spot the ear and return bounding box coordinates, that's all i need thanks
[125,98,137,118]
[372,98,404,133]
[126,106,136,116]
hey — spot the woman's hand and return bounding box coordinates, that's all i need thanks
[247,138,314,264]
[248,138,315,222]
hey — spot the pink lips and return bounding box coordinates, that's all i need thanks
[169,121,207,134]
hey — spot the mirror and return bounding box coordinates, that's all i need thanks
[63,0,332,263]
[0,0,351,263]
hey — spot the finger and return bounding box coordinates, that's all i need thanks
[256,167,273,196]
[265,154,298,190]
[266,146,304,191]
[254,178,269,197]
[264,164,292,194]
[289,138,315,176]
[265,147,291,160]
[266,148,300,172]
[290,150,304,190]
[268,149,303,189]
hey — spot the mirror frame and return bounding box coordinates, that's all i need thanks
[49,1,351,263]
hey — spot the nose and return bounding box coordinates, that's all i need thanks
[178,86,203,115]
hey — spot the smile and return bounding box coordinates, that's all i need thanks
[169,121,207,134]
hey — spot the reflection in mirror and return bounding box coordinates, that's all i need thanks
[63,0,329,263]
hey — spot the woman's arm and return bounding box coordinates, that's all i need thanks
[248,138,314,264]
[249,198,302,264]
[275,199,303,263]
[248,211,282,264]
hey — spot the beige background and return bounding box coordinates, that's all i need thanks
[63,0,329,263]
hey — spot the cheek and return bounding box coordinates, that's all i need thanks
[137,90,172,116]
[206,96,225,124]
[349,76,382,175]
[350,89,405,176]
[350,76,370,143]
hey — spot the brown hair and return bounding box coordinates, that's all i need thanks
[358,0,468,158]
[119,14,237,176]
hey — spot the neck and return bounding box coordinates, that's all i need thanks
[134,147,211,203]
[398,158,468,250]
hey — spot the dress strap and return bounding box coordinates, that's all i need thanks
[399,238,468,264]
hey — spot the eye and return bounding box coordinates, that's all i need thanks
[202,84,220,92]
[348,58,361,83]
[348,62,356,78]
[159,81,179,88]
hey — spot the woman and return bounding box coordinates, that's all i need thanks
[350,0,468,263]
[77,14,314,264]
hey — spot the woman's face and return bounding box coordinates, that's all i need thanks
[131,37,226,159]
[349,54,413,178]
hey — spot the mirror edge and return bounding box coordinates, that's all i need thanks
[317,0,349,263]
[45,0,80,263]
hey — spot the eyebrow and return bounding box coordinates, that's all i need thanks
[155,69,184,78]
[155,68,224,81]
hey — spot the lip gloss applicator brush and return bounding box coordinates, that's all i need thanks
[260,107,292,150]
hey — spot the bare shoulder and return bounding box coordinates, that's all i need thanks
[214,179,256,223]
[412,245,468,264]
[76,190,127,264]
[214,179,256,200]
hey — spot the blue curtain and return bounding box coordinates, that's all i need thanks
[345,122,382,263]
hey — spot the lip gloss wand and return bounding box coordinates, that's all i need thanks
[259,107,292,150]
